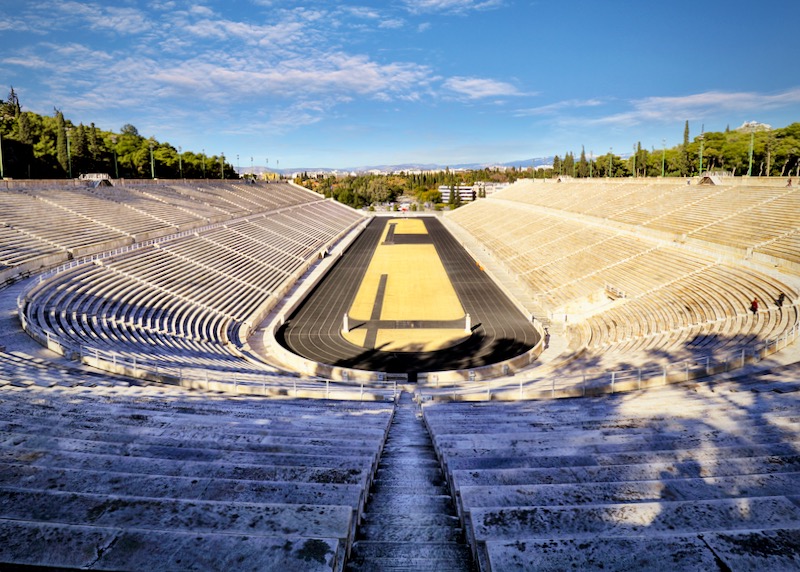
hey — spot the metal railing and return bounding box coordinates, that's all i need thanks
[419,321,800,401]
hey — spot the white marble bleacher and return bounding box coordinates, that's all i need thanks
[447,179,800,380]
[25,187,180,242]
[0,379,394,570]
[84,184,214,229]
[0,224,65,275]
[577,264,799,365]
[423,369,800,570]
[0,189,128,257]
[19,197,365,385]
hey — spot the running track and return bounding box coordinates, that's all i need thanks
[277,217,540,375]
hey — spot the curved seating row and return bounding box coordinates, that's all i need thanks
[447,180,800,372]
[0,379,394,570]
[423,369,800,569]
[20,199,364,378]
[573,264,799,368]
[0,182,323,284]
[500,179,800,257]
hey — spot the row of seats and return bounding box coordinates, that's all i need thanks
[0,380,394,570]
[448,181,799,373]
[0,182,320,283]
[20,199,364,379]
[573,265,800,368]
[423,368,800,569]
[502,179,800,260]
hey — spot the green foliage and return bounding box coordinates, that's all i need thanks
[0,90,235,180]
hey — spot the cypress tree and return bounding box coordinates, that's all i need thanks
[55,109,68,175]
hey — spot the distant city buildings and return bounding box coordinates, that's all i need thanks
[438,181,510,203]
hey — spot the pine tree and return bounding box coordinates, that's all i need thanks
[15,112,33,145]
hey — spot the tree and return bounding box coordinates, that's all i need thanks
[15,112,33,145]
[577,146,589,178]
[121,124,139,137]
[563,152,575,177]
[55,109,68,175]
[678,120,691,176]
[552,155,561,176]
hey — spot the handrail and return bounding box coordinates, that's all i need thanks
[418,319,800,401]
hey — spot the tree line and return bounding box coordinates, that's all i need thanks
[3,87,797,186]
[552,121,800,179]
[0,88,237,179]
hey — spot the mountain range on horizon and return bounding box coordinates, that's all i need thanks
[239,156,561,175]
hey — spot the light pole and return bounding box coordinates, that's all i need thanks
[178,146,183,179]
[0,131,4,179]
[236,154,240,178]
[661,139,666,178]
[747,126,755,177]
[111,135,119,179]
[66,128,73,179]
[149,140,155,179]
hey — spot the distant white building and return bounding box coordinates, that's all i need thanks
[439,185,476,203]
[439,182,510,202]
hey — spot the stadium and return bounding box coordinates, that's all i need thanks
[1,175,799,570]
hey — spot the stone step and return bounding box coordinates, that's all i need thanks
[0,442,374,470]
[0,448,373,483]
[442,441,800,472]
[0,419,388,450]
[483,528,800,571]
[0,518,344,571]
[366,493,455,514]
[345,392,472,570]
[0,463,366,507]
[0,486,355,541]
[0,430,379,460]
[346,541,472,571]
[458,472,800,509]
[450,453,800,488]
[360,512,461,528]
[468,496,800,543]
[371,481,448,495]
[434,429,796,459]
[357,524,464,542]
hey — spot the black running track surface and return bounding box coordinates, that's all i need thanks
[276,217,540,375]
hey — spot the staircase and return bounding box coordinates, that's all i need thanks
[346,391,474,571]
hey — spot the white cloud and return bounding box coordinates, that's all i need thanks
[403,0,503,14]
[48,1,152,35]
[443,76,523,99]
[592,89,800,126]
[517,98,605,116]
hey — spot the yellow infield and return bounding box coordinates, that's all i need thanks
[343,218,469,352]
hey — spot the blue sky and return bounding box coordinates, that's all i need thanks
[1,0,799,169]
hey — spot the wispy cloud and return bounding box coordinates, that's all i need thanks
[444,76,524,100]
[591,89,800,126]
[517,98,605,116]
[48,1,153,34]
[403,0,504,14]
